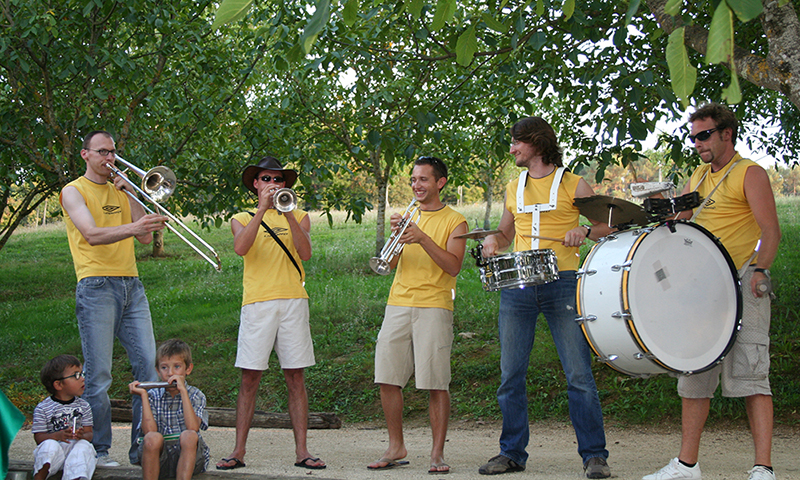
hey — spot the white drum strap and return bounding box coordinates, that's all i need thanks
[516,167,565,249]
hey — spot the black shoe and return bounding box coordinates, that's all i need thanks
[584,457,611,479]
[478,455,525,475]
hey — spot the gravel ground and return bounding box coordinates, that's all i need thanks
[8,420,799,479]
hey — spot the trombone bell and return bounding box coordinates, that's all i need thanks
[142,166,177,202]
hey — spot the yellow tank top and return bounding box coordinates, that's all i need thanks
[689,154,762,269]
[233,210,309,306]
[506,170,582,271]
[60,177,138,281]
[387,206,466,311]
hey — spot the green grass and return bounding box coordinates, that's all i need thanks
[2,200,799,427]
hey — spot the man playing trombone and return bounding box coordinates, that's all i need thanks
[60,130,168,467]
[367,156,468,474]
[216,157,325,471]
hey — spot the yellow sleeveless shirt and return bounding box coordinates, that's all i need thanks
[60,176,138,281]
[506,170,582,271]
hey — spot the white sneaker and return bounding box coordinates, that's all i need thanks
[748,466,775,480]
[95,455,120,468]
[643,458,702,480]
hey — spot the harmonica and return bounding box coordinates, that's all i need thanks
[137,381,177,390]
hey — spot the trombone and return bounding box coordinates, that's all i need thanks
[369,199,421,275]
[106,155,222,272]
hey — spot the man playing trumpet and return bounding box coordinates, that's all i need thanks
[368,156,468,474]
[217,157,325,471]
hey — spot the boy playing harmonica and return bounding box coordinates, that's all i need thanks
[129,339,209,479]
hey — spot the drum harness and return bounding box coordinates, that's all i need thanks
[688,158,759,278]
[516,167,566,250]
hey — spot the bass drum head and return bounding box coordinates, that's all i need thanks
[625,221,742,373]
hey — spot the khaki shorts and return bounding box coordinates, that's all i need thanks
[374,305,453,390]
[678,267,771,398]
[236,298,315,370]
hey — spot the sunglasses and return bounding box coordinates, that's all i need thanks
[688,128,718,144]
[259,175,285,183]
[57,371,86,381]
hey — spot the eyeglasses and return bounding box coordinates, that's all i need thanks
[688,128,718,144]
[56,371,85,381]
[259,175,284,183]
[87,148,116,156]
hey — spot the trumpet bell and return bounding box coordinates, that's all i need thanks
[142,166,177,202]
[274,188,297,213]
[369,257,391,275]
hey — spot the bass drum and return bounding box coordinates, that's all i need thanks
[576,221,742,377]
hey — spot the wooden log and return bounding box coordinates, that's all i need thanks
[110,400,341,429]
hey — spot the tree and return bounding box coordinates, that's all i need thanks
[0,0,268,251]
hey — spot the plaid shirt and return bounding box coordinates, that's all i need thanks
[138,384,210,468]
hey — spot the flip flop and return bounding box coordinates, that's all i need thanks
[294,457,327,469]
[215,457,246,470]
[429,462,451,474]
[367,458,410,470]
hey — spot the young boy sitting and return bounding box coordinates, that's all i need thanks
[32,354,97,480]
[129,339,210,479]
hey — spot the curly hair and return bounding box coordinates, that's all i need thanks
[689,103,738,146]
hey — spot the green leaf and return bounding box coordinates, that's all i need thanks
[430,0,456,31]
[706,2,733,65]
[343,0,359,26]
[535,0,545,16]
[664,0,682,16]
[300,0,332,54]
[666,27,696,107]
[456,25,478,66]
[722,70,742,103]
[725,0,762,22]
[562,0,575,21]
[211,0,253,29]
[481,13,508,33]
[625,0,641,26]
[407,0,424,20]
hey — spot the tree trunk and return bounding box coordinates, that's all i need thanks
[152,230,165,257]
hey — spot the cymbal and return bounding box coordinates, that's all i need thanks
[574,195,648,227]
[456,229,501,240]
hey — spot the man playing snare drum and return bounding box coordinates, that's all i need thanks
[367,156,468,475]
[478,117,612,478]
[642,103,781,480]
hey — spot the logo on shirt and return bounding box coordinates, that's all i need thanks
[49,409,83,432]
[263,226,289,237]
[102,205,122,214]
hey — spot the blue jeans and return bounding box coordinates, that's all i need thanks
[496,271,608,465]
[75,276,158,463]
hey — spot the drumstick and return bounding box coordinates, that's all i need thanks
[522,234,565,243]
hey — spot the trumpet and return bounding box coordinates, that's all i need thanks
[106,155,222,272]
[273,187,297,213]
[369,199,421,275]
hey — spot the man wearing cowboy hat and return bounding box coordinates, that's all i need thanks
[216,156,325,471]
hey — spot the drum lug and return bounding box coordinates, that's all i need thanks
[576,268,597,277]
[611,260,632,272]
[600,354,619,363]
[611,311,631,319]
[575,315,597,325]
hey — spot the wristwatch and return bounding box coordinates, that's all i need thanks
[754,267,770,278]
[582,224,592,238]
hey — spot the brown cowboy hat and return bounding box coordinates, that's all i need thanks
[241,156,298,194]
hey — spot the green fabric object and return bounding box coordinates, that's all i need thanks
[0,390,26,478]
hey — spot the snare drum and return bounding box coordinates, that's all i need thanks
[576,221,741,376]
[479,249,559,292]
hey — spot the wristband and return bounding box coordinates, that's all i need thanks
[582,224,592,238]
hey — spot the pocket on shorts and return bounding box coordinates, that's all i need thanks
[730,340,770,380]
